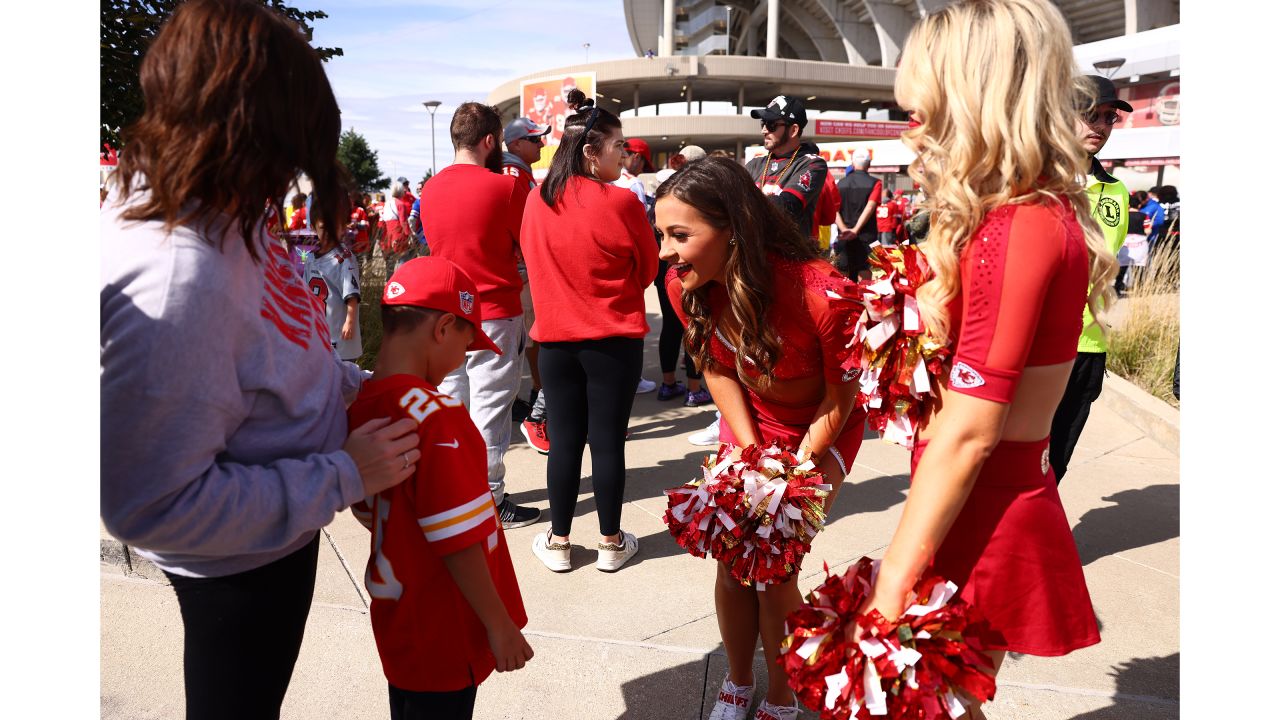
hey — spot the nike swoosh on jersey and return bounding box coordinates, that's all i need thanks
[435,439,460,449]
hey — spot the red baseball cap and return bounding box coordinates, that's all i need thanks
[624,138,653,171]
[382,257,501,354]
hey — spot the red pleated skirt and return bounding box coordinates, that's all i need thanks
[911,437,1101,656]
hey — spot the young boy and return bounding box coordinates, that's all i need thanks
[303,219,363,361]
[349,256,533,720]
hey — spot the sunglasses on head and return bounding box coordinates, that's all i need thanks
[1083,110,1122,126]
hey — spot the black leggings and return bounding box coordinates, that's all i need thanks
[655,260,701,379]
[539,337,643,537]
[389,683,477,720]
[164,533,320,720]
[1049,351,1107,484]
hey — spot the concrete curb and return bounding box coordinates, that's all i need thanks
[100,537,170,584]
[1099,373,1179,456]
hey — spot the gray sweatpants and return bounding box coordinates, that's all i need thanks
[439,315,525,506]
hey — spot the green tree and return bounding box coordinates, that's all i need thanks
[101,0,343,151]
[337,129,390,194]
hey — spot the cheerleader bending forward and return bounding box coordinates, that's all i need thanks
[656,157,867,720]
[852,2,1117,718]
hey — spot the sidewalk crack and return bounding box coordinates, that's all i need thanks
[323,528,368,609]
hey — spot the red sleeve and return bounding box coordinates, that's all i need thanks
[619,193,659,290]
[665,268,688,326]
[869,181,883,206]
[408,392,497,556]
[948,205,1065,403]
[507,177,530,248]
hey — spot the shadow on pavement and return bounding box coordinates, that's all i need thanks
[827,472,910,525]
[1066,653,1180,719]
[615,642,824,720]
[615,648,711,720]
[1072,484,1180,567]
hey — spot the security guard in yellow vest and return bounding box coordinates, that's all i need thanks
[1049,75,1130,483]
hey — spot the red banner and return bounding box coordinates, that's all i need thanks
[812,119,908,138]
[1120,157,1179,167]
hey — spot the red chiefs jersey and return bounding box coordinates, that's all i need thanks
[875,201,901,232]
[502,162,535,192]
[348,374,527,692]
[349,206,370,254]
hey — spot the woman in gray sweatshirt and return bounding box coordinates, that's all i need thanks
[100,1,420,717]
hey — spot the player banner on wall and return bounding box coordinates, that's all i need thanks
[520,72,596,171]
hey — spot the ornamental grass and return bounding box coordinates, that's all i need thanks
[1105,243,1180,407]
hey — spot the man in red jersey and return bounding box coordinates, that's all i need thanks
[874,189,902,246]
[500,117,553,453]
[419,102,540,529]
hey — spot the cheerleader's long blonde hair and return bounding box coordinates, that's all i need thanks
[898,0,1117,341]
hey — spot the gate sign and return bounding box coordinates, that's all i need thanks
[812,119,908,138]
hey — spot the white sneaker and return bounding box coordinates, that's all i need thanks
[636,377,658,394]
[708,675,754,720]
[532,529,572,572]
[688,417,721,446]
[753,700,798,720]
[596,530,639,572]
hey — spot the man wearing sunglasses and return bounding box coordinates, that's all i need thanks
[746,95,828,239]
[500,117,554,451]
[501,117,551,192]
[1049,74,1132,485]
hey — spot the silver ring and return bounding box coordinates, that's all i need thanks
[401,453,409,469]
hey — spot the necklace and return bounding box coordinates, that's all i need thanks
[759,145,801,187]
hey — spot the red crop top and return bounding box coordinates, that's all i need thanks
[945,200,1088,404]
[665,256,858,385]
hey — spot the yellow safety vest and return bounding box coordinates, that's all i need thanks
[1079,160,1128,354]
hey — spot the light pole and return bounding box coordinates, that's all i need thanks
[583,42,591,63]
[423,100,442,174]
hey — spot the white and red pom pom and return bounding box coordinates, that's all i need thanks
[664,441,832,588]
[842,245,951,448]
[780,558,998,720]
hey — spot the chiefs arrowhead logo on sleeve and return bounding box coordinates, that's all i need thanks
[949,361,985,389]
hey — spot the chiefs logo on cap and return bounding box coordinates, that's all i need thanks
[459,291,474,316]
[386,282,406,299]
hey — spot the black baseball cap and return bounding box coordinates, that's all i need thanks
[1083,75,1133,113]
[751,95,808,129]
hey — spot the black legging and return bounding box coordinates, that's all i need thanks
[164,532,320,720]
[655,260,701,378]
[539,337,643,537]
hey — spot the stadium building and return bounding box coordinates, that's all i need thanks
[486,0,1179,189]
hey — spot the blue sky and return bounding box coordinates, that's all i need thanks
[310,0,637,185]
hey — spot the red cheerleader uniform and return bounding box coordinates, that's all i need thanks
[913,199,1101,656]
[667,256,867,476]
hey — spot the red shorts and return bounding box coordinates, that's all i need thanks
[911,437,1101,656]
[718,390,867,478]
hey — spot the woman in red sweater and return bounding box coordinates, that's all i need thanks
[520,101,658,573]
[657,157,866,720]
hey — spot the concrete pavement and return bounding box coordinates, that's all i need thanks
[101,285,1180,719]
